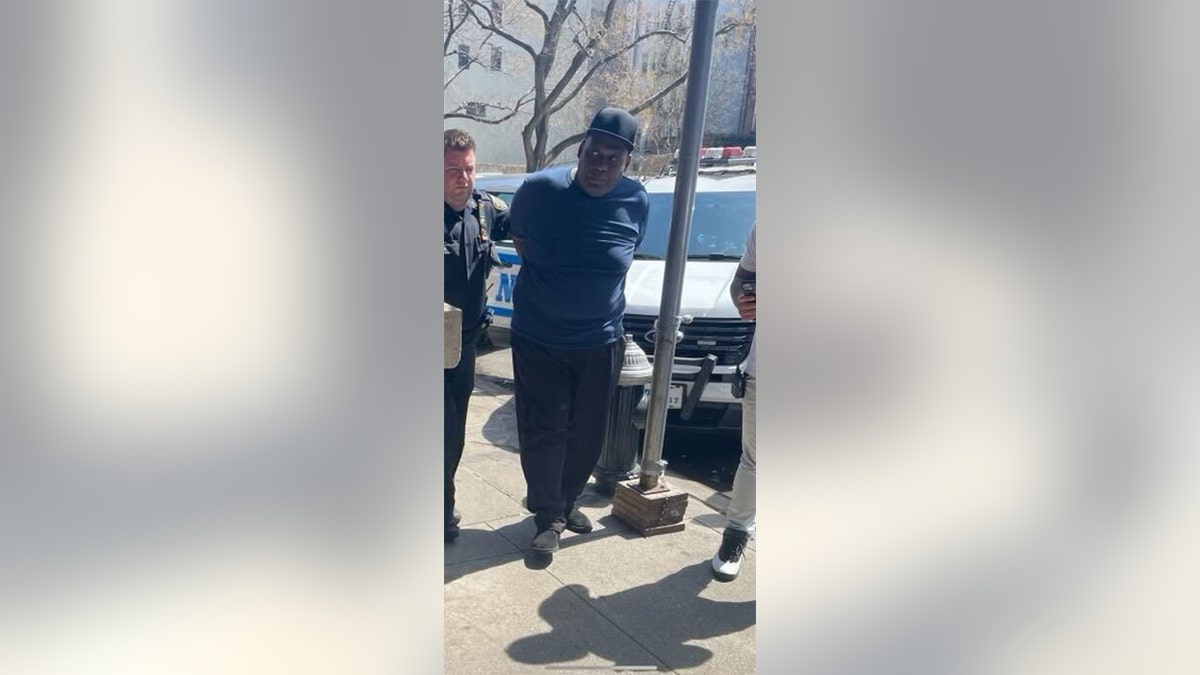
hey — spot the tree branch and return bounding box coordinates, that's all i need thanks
[548,29,684,118]
[445,110,523,125]
[535,0,620,124]
[716,20,746,37]
[466,0,539,60]
[523,0,549,27]
[444,64,469,90]
[444,91,535,124]
[628,72,688,116]
[444,0,479,55]
[546,132,586,163]
[444,3,457,55]
[444,28,496,59]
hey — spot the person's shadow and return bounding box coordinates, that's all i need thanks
[505,561,755,670]
[481,395,520,452]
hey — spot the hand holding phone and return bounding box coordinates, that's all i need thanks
[735,280,756,320]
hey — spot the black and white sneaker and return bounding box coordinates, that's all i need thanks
[711,528,750,582]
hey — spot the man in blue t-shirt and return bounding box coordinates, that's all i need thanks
[508,107,650,556]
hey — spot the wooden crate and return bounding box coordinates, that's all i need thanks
[612,479,689,536]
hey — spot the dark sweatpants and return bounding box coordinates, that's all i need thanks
[445,333,478,524]
[511,333,623,531]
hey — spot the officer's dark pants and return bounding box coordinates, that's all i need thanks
[445,331,478,524]
[511,333,623,532]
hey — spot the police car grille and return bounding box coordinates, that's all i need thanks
[622,314,754,366]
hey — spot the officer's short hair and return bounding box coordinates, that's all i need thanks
[445,129,475,153]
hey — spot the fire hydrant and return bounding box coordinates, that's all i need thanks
[592,335,654,494]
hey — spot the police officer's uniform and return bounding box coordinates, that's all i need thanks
[444,190,509,540]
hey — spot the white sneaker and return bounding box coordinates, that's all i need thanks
[711,527,749,582]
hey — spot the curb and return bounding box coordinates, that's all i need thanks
[476,373,514,390]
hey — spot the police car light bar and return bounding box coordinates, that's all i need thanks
[669,145,757,168]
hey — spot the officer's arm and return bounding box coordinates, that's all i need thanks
[730,225,756,305]
[730,264,756,320]
[488,194,511,242]
[491,206,517,267]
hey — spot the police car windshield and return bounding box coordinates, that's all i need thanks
[637,191,755,260]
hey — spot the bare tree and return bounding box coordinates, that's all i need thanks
[444,0,754,171]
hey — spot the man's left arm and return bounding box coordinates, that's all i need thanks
[635,190,651,247]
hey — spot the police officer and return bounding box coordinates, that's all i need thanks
[444,128,509,542]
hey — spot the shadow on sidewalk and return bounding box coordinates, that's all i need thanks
[505,562,755,670]
[444,512,645,584]
[480,396,519,452]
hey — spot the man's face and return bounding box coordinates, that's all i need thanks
[576,135,631,197]
[444,147,476,211]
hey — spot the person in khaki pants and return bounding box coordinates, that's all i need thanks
[713,224,756,582]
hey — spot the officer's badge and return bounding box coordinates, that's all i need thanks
[490,194,509,211]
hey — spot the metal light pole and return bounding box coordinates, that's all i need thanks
[638,0,720,491]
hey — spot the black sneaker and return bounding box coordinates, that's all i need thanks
[711,527,750,582]
[531,527,561,554]
[445,520,460,543]
[564,508,593,534]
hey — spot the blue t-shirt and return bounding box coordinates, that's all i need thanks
[509,166,649,349]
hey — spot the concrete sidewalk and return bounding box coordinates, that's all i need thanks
[444,371,757,674]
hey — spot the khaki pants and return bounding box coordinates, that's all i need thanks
[725,375,756,533]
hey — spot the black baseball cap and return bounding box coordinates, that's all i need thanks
[586,107,638,150]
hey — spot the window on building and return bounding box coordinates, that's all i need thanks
[465,102,487,118]
[490,46,503,71]
[458,44,470,69]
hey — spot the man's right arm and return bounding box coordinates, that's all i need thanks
[730,265,756,320]
[730,225,756,320]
